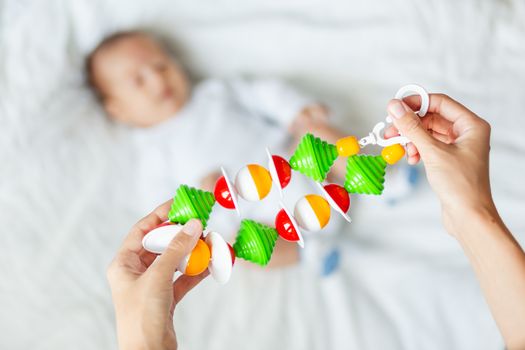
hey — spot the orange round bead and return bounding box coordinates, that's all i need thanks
[184,239,211,276]
[336,136,360,157]
[381,144,406,165]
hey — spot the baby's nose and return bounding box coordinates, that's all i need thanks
[144,68,165,95]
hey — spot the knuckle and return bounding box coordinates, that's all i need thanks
[445,124,455,138]
[106,261,118,282]
[153,203,168,218]
[473,118,492,138]
[147,266,166,281]
[435,93,451,101]
[133,220,150,235]
[167,236,191,254]
[402,116,421,134]
[481,119,491,132]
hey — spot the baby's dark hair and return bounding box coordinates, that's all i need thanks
[85,30,145,99]
[85,30,178,100]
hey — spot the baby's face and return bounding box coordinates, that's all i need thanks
[92,34,189,127]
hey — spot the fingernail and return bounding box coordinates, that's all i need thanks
[182,219,202,236]
[388,99,408,119]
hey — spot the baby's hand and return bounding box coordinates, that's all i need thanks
[288,104,330,138]
[199,169,222,192]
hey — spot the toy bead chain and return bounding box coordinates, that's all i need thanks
[142,84,430,284]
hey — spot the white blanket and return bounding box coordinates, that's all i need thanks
[2,0,524,349]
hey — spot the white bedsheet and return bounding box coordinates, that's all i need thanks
[1,0,525,349]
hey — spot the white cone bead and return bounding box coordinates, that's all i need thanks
[142,224,184,254]
[205,232,233,284]
[142,224,191,273]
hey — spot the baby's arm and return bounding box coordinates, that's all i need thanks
[228,78,318,128]
[229,78,348,182]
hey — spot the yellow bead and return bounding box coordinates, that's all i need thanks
[381,144,406,165]
[336,136,360,157]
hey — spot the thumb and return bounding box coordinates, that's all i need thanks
[387,99,437,156]
[153,219,203,277]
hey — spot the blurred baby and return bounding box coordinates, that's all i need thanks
[86,31,348,268]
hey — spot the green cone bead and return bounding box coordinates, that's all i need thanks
[168,185,216,228]
[233,219,278,266]
[289,133,338,182]
[344,155,387,195]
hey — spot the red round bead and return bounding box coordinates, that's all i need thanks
[324,184,350,213]
[275,208,299,242]
[214,176,236,209]
[272,155,292,189]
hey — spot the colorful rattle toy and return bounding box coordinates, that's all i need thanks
[142,84,430,284]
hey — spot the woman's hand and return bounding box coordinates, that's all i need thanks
[385,94,494,237]
[387,94,525,349]
[107,201,208,350]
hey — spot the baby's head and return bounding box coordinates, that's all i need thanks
[86,31,189,127]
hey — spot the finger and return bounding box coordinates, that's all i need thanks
[402,93,477,123]
[406,143,418,158]
[387,99,438,156]
[407,153,421,165]
[151,219,203,277]
[139,249,158,268]
[404,143,420,165]
[172,270,210,305]
[420,113,454,136]
[384,125,400,139]
[121,199,173,253]
[401,94,423,112]
[405,94,491,143]
[431,130,454,144]
[385,113,453,140]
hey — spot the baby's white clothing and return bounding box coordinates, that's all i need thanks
[131,77,347,245]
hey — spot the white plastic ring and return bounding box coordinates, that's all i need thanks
[386,84,429,123]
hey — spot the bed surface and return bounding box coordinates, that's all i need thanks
[1,1,524,349]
